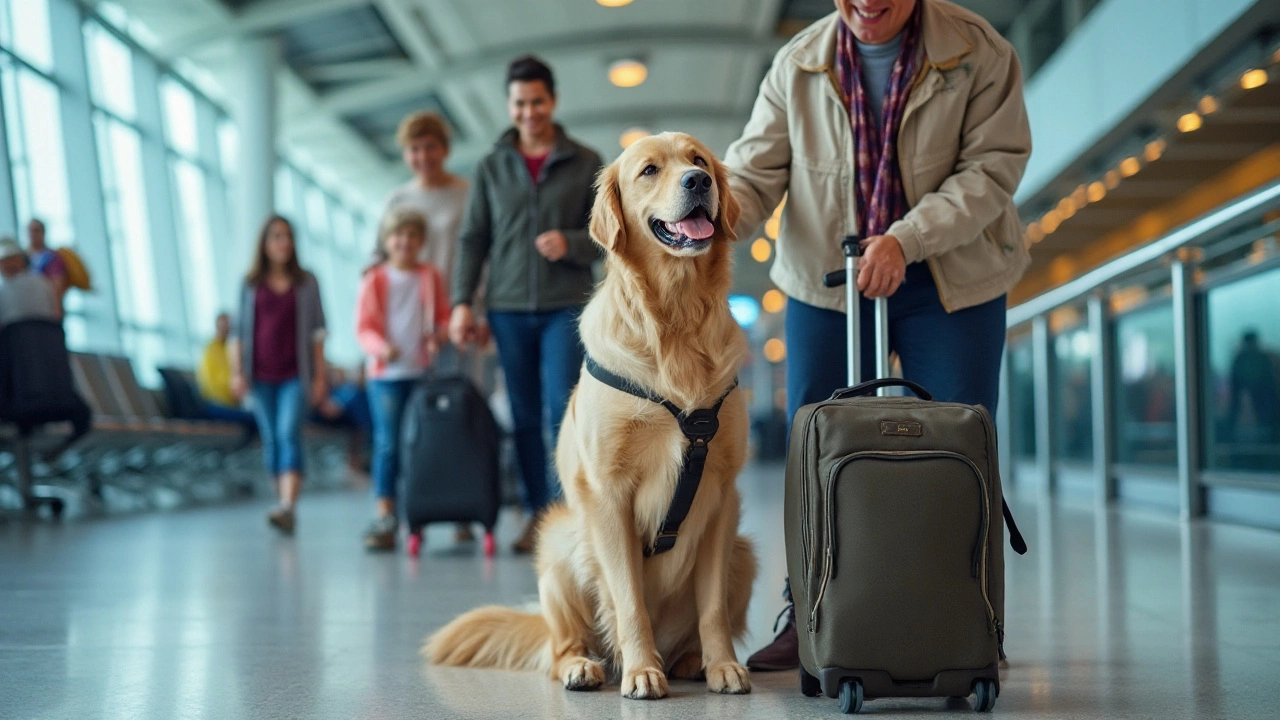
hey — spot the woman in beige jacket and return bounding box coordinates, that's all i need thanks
[727,0,1031,670]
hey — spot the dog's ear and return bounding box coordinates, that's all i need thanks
[590,163,625,253]
[711,155,741,243]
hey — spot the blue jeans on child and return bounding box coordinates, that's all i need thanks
[487,307,584,513]
[367,377,418,502]
[249,378,304,476]
[784,262,1007,420]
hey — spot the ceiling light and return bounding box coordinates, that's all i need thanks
[1057,197,1078,219]
[764,215,780,240]
[1119,157,1141,178]
[1026,222,1045,244]
[1041,210,1062,234]
[762,289,785,314]
[609,59,647,88]
[1071,185,1088,207]
[1176,112,1202,133]
[751,238,772,263]
[1241,68,1268,90]
[1197,95,1219,115]
[1087,181,1106,203]
[619,128,648,149]
[764,338,786,363]
[597,0,634,6]
[1104,169,1121,189]
[1144,138,1166,162]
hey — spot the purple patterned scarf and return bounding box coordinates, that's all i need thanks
[835,8,924,239]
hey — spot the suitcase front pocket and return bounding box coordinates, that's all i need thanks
[807,451,996,678]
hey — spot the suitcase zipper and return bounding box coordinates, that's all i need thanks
[807,449,995,635]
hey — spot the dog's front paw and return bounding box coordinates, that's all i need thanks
[560,657,604,691]
[706,661,751,694]
[621,667,669,700]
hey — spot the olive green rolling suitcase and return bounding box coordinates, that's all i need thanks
[785,238,1027,714]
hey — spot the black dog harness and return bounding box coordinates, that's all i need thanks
[584,356,738,557]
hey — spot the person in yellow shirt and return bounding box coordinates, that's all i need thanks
[198,313,237,406]
[197,312,257,439]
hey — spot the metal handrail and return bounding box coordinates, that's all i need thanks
[1007,179,1280,327]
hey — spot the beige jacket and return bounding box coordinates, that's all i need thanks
[726,0,1032,313]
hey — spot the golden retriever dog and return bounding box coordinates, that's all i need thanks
[425,132,757,700]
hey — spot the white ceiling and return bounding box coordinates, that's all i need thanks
[99,0,1025,214]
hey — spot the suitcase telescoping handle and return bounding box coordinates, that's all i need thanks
[823,236,891,394]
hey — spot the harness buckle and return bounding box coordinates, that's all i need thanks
[679,409,720,443]
[647,531,680,557]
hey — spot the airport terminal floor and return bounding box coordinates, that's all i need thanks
[2,461,1278,720]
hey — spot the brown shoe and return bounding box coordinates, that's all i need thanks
[363,515,398,552]
[512,515,540,555]
[454,523,476,543]
[747,604,799,671]
[267,507,295,535]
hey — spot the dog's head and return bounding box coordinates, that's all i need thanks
[591,132,740,260]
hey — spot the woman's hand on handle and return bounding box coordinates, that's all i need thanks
[857,235,907,299]
[449,304,478,348]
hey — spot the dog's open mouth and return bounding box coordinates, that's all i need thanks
[650,207,716,249]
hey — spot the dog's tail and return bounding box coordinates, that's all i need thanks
[423,606,551,672]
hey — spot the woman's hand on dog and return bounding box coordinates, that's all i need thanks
[535,230,568,262]
[857,234,907,298]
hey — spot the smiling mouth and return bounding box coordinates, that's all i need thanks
[650,207,716,249]
[854,6,887,20]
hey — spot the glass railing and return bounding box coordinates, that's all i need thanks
[1000,180,1280,521]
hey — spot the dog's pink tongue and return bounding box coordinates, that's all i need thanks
[672,215,714,240]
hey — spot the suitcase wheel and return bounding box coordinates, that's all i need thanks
[406,532,422,558]
[972,679,996,713]
[482,531,496,558]
[799,667,821,697]
[838,679,863,714]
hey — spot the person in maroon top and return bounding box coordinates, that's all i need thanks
[229,216,328,535]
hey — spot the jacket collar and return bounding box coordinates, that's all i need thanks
[791,1,974,75]
[497,123,578,162]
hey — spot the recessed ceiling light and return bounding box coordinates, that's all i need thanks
[609,59,647,88]
[597,0,634,6]
[619,128,648,149]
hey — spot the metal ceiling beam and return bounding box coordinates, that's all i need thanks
[304,58,414,82]
[318,28,788,116]
[374,0,443,70]
[156,0,373,56]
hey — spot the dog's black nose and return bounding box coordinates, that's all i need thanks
[681,169,712,194]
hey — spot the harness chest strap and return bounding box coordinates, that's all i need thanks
[583,356,738,557]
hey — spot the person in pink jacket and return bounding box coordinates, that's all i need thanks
[356,208,451,551]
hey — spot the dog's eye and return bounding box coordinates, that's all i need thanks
[693,156,707,167]
[641,164,658,177]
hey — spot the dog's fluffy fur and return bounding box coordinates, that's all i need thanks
[425,133,757,699]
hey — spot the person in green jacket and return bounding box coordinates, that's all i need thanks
[449,55,603,554]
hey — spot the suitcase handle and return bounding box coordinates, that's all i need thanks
[830,378,933,402]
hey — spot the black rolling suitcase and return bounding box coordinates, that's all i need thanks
[399,373,501,558]
[785,237,1026,714]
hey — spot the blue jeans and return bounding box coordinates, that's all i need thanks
[249,378,304,476]
[488,307,584,513]
[784,262,1007,420]
[367,377,418,501]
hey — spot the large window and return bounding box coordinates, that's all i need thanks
[1203,266,1280,474]
[1113,301,1177,467]
[0,60,71,243]
[1008,337,1037,460]
[0,0,54,72]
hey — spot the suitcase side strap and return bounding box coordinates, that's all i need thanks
[1003,500,1027,554]
[583,355,737,558]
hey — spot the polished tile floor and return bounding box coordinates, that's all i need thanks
[2,463,1279,719]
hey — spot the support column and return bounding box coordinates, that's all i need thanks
[233,35,279,258]
[1088,294,1116,509]
[1032,314,1055,497]
[997,347,1013,488]
[1172,254,1206,519]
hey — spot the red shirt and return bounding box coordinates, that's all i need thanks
[523,151,549,183]
[252,284,299,382]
